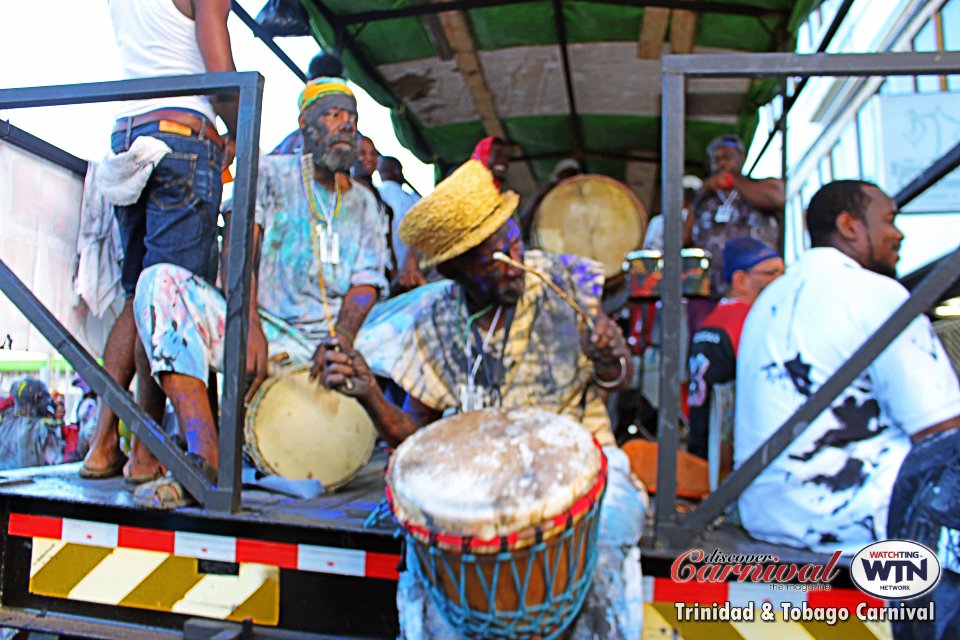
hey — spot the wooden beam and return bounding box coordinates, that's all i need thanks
[433,3,506,138]
[669,8,698,54]
[625,156,658,216]
[638,8,670,59]
[431,1,538,196]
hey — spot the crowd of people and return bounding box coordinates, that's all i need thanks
[3,1,957,638]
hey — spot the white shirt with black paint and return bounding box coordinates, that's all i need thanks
[735,247,960,553]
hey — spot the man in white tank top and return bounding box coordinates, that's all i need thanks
[82,0,240,493]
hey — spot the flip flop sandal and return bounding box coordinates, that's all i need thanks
[133,474,195,510]
[132,453,217,510]
[123,459,166,485]
[79,456,127,480]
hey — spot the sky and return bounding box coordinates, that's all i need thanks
[0,0,436,195]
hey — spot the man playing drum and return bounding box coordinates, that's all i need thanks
[323,160,647,639]
[129,77,388,508]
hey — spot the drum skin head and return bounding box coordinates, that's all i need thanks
[245,366,376,489]
[387,407,601,540]
[533,174,647,278]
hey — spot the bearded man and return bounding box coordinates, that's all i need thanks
[130,77,388,508]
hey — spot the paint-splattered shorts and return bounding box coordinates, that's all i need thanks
[133,263,317,385]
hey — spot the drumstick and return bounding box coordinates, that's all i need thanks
[491,252,596,332]
[315,259,355,391]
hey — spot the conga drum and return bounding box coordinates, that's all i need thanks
[245,365,376,489]
[532,174,647,281]
[387,407,606,639]
[622,248,713,298]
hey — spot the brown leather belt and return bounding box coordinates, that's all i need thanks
[113,109,224,151]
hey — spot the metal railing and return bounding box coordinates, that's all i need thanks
[0,71,264,512]
[656,51,960,547]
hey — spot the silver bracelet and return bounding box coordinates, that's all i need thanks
[592,356,628,389]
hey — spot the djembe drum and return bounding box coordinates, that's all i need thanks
[245,365,376,489]
[387,407,607,639]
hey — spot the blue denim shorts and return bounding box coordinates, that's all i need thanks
[111,108,223,299]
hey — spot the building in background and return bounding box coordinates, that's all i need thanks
[747,0,959,281]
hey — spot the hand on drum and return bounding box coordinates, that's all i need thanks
[309,332,350,384]
[580,313,628,371]
[318,340,376,399]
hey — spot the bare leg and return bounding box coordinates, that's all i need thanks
[159,372,218,472]
[82,300,137,473]
[125,339,166,479]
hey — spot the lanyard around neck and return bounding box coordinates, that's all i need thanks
[300,155,342,225]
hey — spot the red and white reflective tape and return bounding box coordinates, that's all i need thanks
[8,513,399,581]
[642,575,884,610]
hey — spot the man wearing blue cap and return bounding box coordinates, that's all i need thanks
[687,237,783,461]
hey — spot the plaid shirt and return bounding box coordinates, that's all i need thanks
[358,251,615,446]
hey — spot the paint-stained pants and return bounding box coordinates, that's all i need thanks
[134,263,318,384]
[888,428,960,640]
[398,446,646,640]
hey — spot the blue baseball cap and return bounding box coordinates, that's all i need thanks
[722,237,780,283]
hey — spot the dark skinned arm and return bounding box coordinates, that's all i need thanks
[702,172,785,215]
[221,211,268,400]
[192,0,238,167]
[323,345,441,446]
[309,284,378,380]
[580,311,633,392]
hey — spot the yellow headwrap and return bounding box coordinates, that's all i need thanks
[298,77,354,114]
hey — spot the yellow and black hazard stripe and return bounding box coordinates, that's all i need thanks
[29,537,279,625]
[10,513,402,626]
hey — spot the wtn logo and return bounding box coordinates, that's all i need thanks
[851,540,941,600]
[861,558,928,583]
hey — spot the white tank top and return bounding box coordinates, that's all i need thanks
[109,0,217,124]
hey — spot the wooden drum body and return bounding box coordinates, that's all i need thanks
[244,365,376,489]
[532,174,647,281]
[387,408,607,639]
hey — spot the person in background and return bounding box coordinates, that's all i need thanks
[71,374,99,461]
[377,156,423,294]
[643,175,702,251]
[686,237,783,461]
[736,180,960,556]
[470,136,510,190]
[270,50,344,155]
[686,134,784,295]
[0,379,63,471]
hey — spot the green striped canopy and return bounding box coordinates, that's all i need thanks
[299,0,817,208]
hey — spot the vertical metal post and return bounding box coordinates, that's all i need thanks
[779,77,789,256]
[654,68,685,545]
[207,76,264,512]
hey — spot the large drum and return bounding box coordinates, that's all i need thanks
[532,174,647,280]
[387,407,606,639]
[245,365,376,489]
[622,248,712,298]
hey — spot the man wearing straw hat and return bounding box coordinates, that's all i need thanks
[128,77,388,508]
[325,159,646,639]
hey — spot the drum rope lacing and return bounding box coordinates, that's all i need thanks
[388,443,608,639]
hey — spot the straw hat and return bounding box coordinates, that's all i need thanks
[399,159,519,269]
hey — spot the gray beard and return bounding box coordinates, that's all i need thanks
[314,146,356,173]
